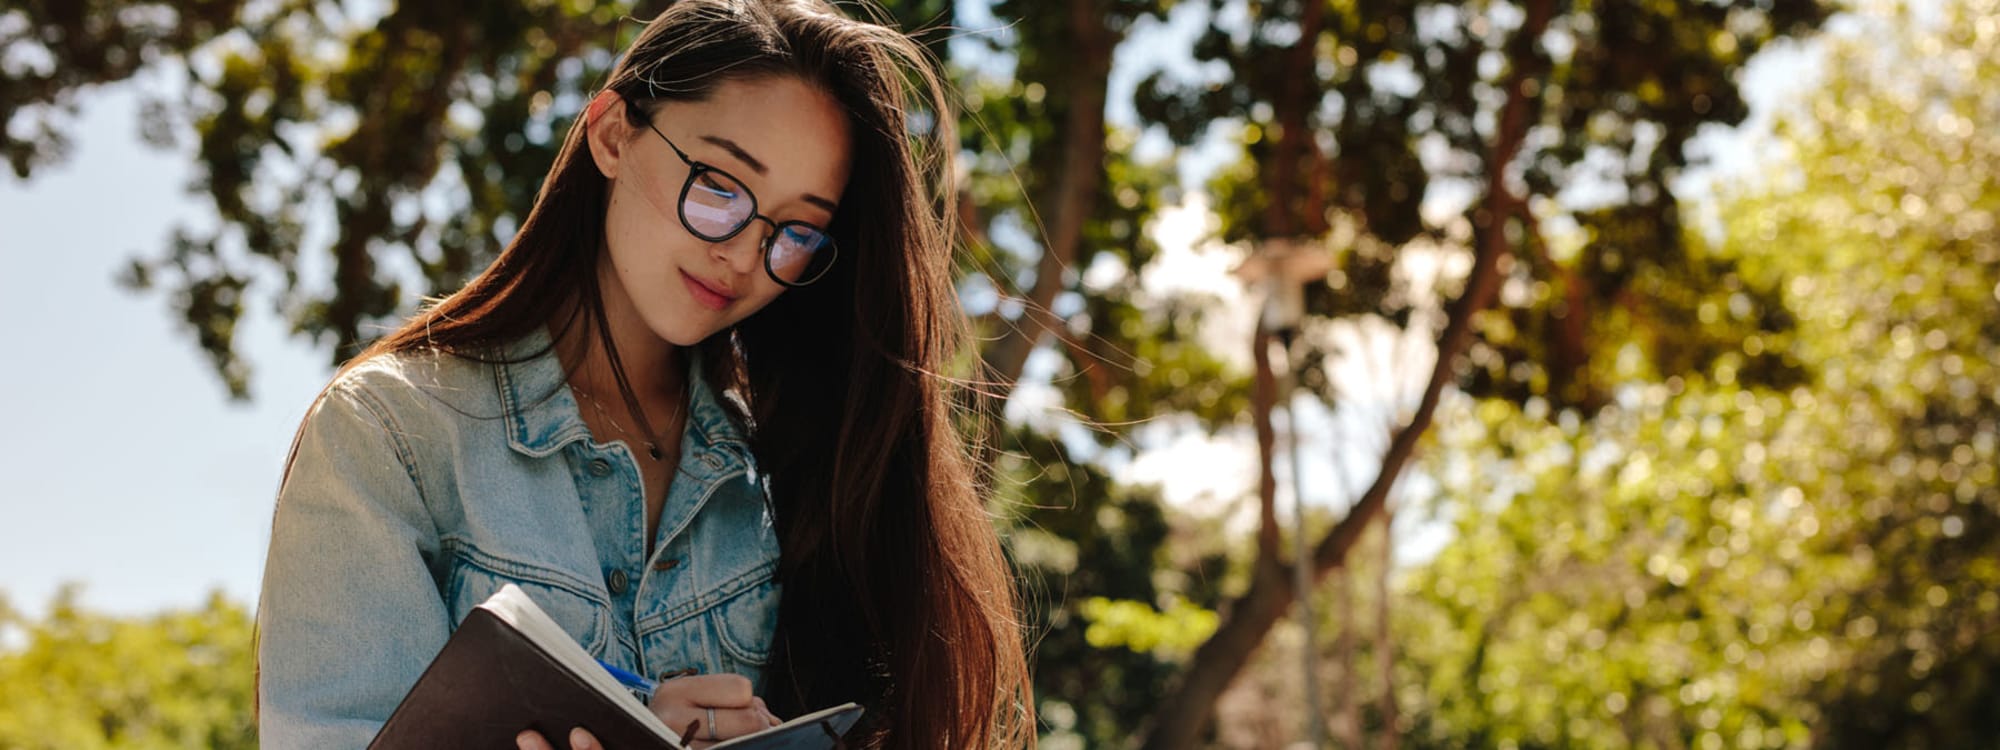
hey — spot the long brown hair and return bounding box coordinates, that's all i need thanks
[323,0,1033,745]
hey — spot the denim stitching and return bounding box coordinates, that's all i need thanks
[442,537,614,652]
[636,557,779,632]
[657,468,746,549]
[336,379,427,505]
[710,577,779,665]
[493,356,527,451]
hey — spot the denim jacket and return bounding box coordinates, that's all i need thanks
[256,327,782,747]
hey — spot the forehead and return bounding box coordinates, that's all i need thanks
[667,76,852,208]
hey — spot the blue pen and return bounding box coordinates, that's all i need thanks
[595,658,658,704]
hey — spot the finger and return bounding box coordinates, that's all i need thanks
[516,730,556,750]
[661,705,777,741]
[654,673,755,708]
[752,697,780,727]
[568,726,601,750]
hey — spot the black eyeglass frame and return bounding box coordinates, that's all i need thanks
[629,107,839,288]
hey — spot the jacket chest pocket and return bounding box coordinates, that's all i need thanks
[638,468,782,684]
[639,563,780,686]
[711,571,780,668]
[443,540,612,656]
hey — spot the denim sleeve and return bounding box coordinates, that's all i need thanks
[256,378,449,747]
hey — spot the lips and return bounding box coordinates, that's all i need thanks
[680,270,737,311]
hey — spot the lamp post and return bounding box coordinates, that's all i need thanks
[1236,238,1333,748]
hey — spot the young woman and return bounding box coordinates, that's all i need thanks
[254,0,1033,746]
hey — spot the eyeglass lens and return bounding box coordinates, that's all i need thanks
[680,168,834,285]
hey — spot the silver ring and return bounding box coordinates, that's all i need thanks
[706,706,718,741]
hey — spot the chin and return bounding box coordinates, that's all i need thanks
[657,326,718,348]
[635,311,714,348]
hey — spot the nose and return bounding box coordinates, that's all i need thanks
[710,217,775,276]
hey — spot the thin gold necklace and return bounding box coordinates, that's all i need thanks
[574,385,682,461]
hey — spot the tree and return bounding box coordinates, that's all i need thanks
[18,1,674,396]
[1710,1,2000,741]
[0,0,245,178]
[1393,0,2000,745]
[0,588,257,749]
[1127,0,1829,744]
[8,0,1185,417]
[993,426,1199,746]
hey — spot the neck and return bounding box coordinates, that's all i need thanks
[552,265,685,409]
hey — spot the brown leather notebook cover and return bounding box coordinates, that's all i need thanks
[367,593,681,749]
[367,584,865,749]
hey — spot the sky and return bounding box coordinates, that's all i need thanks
[0,84,333,619]
[0,5,1824,623]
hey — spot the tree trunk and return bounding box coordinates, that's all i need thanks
[1376,508,1397,750]
[1137,324,1287,746]
[1137,0,1554,745]
[1261,0,1329,240]
[1335,565,1359,748]
[1252,328,1284,559]
[1137,154,1516,750]
[975,0,1115,400]
[1140,554,1296,749]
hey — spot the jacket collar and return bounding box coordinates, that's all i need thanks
[494,325,751,461]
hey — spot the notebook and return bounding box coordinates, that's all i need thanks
[368,583,862,749]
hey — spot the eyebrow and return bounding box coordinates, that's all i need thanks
[699,134,840,214]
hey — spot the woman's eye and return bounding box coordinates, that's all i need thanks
[695,176,739,200]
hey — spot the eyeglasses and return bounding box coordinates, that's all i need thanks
[632,111,839,288]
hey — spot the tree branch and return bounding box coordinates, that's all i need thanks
[975,0,1113,401]
[1137,0,1556,745]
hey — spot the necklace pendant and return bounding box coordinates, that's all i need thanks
[647,443,663,461]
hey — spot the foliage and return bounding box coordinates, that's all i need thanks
[34,0,670,395]
[1079,596,1219,660]
[0,0,245,178]
[0,588,257,750]
[1394,1,2000,747]
[1136,0,1827,413]
[993,426,1191,748]
[1130,1,1831,744]
[1717,1,2000,741]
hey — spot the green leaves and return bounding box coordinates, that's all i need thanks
[1397,2,2000,745]
[0,588,257,750]
[1079,596,1219,659]
[0,0,248,178]
[1134,0,1833,417]
[94,1,621,396]
[995,427,1193,746]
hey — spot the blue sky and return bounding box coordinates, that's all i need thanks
[0,86,333,618]
[0,9,1822,623]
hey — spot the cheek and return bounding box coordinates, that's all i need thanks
[627,171,682,219]
[609,171,685,231]
[604,181,685,266]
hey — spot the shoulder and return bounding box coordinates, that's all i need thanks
[333,345,500,407]
[304,346,508,448]
[288,346,515,498]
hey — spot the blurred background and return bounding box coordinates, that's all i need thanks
[3,0,1997,747]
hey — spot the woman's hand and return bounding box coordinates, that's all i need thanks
[513,673,781,749]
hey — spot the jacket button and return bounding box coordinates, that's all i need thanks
[588,458,613,477]
[607,569,629,595]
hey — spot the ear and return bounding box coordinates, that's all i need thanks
[584,89,633,180]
